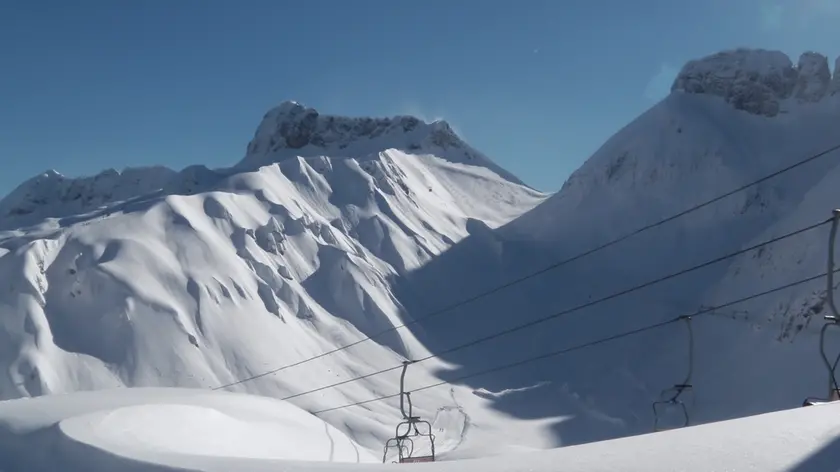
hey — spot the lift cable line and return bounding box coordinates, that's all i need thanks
[275,217,829,400]
[312,269,839,415]
[212,142,840,392]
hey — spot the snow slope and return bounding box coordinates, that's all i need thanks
[2,386,839,472]
[392,48,840,446]
[0,103,548,460]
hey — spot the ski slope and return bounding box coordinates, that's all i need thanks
[1,386,838,471]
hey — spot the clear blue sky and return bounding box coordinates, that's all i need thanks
[1,0,838,195]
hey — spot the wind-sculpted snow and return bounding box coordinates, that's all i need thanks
[0,388,377,471]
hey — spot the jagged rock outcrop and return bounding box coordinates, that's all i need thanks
[671,49,838,116]
[831,57,840,96]
[237,100,526,186]
[793,52,831,102]
[241,101,463,160]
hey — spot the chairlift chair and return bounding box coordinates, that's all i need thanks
[382,361,437,464]
[802,316,840,406]
[803,209,840,407]
[652,316,694,432]
[383,436,414,462]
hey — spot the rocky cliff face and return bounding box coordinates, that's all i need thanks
[671,49,839,116]
[237,100,526,186]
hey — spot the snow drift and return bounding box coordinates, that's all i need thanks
[1,387,839,471]
[0,387,376,471]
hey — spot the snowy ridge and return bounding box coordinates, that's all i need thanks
[0,101,528,232]
[0,167,178,229]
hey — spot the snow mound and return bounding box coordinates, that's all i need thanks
[238,100,525,186]
[671,49,839,116]
[0,387,376,471]
[2,387,840,471]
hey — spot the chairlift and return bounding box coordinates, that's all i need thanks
[652,315,694,432]
[803,209,840,407]
[382,361,436,464]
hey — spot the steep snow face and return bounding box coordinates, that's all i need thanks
[393,49,840,448]
[0,104,548,460]
[672,49,839,116]
[238,101,526,186]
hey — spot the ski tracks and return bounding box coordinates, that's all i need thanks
[430,388,471,457]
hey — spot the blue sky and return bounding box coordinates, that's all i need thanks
[1,0,838,195]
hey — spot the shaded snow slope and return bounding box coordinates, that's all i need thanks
[0,104,547,460]
[2,387,840,472]
[393,48,840,447]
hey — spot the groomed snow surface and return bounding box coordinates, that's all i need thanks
[1,387,839,471]
[0,388,375,471]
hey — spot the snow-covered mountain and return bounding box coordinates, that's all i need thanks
[3,46,840,464]
[393,48,840,445]
[0,102,549,460]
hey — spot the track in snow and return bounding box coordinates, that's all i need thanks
[431,388,471,459]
